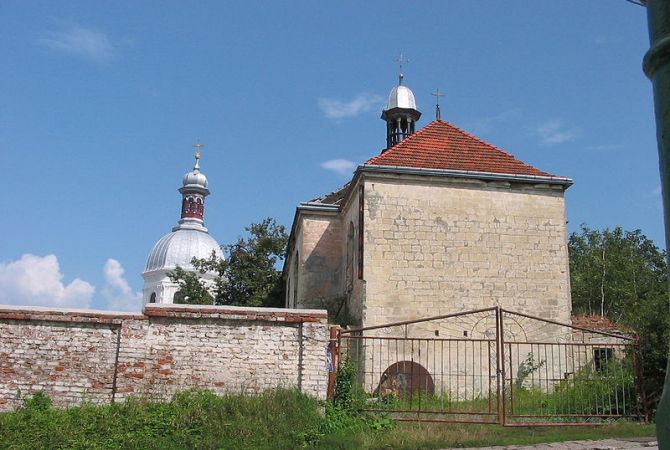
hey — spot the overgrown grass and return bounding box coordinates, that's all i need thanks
[354,356,641,425]
[0,389,324,450]
[0,389,657,450]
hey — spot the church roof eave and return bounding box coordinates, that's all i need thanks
[297,202,340,212]
[359,164,574,187]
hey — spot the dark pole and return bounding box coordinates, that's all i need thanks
[643,0,670,443]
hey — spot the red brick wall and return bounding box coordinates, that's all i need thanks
[0,304,328,411]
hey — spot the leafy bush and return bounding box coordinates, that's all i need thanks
[510,356,637,421]
[22,391,52,412]
[319,359,395,437]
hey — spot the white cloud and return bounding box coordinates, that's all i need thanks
[318,93,383,119]
[533,120,579,145]
[320,159,357,176]
[38,25,115,63]
[101,259,142,312]
[0,254,94,308]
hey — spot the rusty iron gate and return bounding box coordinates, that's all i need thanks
[328,307,645,426]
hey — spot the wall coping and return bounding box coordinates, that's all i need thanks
[144,304,328,323]
[0,303,328,325]
[0,304,145,325]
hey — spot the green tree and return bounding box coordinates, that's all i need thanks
[168,218,288,308]
[568,224,669,415]
[167,266,214,305]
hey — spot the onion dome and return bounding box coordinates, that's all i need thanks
[182,155,209,191]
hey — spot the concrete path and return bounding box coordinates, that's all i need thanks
[442,437,658,450]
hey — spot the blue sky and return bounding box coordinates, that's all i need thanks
[0,1,660,311]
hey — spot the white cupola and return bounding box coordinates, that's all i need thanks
[141,150,223,305]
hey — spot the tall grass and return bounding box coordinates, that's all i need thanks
[0,388,656,450]
[0,389,323,450]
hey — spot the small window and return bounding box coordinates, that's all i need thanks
[149,292,156,303]
[286,279,291,307]
[593,348,613,372]
[293,252,299,307]
[173,290,184,304]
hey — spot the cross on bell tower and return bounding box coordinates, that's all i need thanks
[432,89,445,121]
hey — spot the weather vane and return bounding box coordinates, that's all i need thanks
[432,89,445,121]
[397,52,409,85]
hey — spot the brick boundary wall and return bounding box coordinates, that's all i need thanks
[0,304,329,411]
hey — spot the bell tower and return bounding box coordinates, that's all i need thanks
[381,54,421,151]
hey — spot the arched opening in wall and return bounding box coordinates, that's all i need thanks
[173,290,184,304]
[346,222,355,293]
[376,361,434,399]
[149,292,156,303]
[293,251,299,307]
[286,279,291,308]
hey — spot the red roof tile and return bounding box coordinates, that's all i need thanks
[571,315,629,333]
[365,120,561,179]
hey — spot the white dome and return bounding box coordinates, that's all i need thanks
[386,85,417,110]
[145,228,222,273]
[182,169,208,188]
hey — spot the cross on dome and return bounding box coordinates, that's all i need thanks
[397,52,409,85]
[192,141,205,170]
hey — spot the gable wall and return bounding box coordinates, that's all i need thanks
[339,182,366,326]
[290,214,343,311]
[361,175,571,328]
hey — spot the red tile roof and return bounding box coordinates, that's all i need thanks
[571,315,629,333]
[365,120,561,179]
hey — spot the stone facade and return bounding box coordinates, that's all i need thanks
[363,174,571,327]
[0,304,328,411]
[285,170,572,329]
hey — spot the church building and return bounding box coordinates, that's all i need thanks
[283,75,573,329]
[142,152,223,304]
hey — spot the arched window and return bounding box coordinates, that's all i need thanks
[149,292,156,303]
[286,279,291,308]
[293,252,299,307]
[346,222,355,293]
[173,290,184,304]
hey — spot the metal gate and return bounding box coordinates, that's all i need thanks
[328,307,644,426]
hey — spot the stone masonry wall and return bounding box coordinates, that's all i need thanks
[294,214,343,310]
[0,304,329,411]
[362,176,572,329]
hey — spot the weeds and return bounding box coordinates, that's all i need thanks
[0,377,653,450]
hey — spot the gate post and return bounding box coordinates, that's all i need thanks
[496,306,506,425]
[327,326,339,401]
[495,307,502,424]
